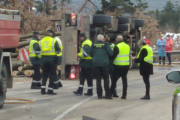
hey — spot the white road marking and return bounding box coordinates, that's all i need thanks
[54,75,166,120]
[54,95,97,120]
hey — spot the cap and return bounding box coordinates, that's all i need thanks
[47,30,55,34]
[33,31,39,35]
[79,33,86,38]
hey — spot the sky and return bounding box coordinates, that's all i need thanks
[70,0,180,12]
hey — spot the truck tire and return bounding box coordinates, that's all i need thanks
[0,62,7,109]
[131,19,144,27]
[118,24,128,31]
[93,14,111,26]
[106,33,123,42]
[118,17,129,24]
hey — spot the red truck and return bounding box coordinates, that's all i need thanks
[0,9,20,108]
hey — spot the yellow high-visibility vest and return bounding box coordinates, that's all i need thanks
[39,36,57,56]
[29,40,40,58]
[114,42,130,66]
[55,37,63,57]
[137,45,153,66]
[78,39,92,60]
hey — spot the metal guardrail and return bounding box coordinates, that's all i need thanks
[153,50,180,57]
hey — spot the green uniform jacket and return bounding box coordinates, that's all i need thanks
[40,36,61,63]
[30,37,41,65]
[79,39,93,68]
[91,40,113,67]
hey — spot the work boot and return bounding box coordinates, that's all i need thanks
[47,90,57,95]
[58,81,63,87]
[112,90,119,97]
[31,83,41,89]
[103,96,113,100]
[121,95,127,99]
[98,96,102,99]
[41,88,46,95]
[84,89,93,96]
[73,87,83,95]
[140,95,150,100]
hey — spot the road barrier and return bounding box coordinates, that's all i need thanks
[153,50,180,57]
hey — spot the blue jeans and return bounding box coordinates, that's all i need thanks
[166,53,171,65]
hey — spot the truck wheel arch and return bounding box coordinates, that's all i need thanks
[1,52,13,88]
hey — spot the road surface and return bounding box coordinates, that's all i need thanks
[0,65,179,120]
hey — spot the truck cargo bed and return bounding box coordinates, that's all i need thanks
[0,14,20,49]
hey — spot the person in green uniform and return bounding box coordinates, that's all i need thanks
[54,36,63,89]
[29,31,41,89]
[91,34,113,99]
[39,30,60,95]
[73,33,93,96]
[105,35,118,97]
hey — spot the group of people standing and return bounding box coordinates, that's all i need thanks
[156,34,173,65]
[29,30,63,95]
[73,33,153,100]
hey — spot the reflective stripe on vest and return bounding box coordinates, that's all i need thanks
[39,36,56,56]
[29,40,40,57]
[55,37,63,57]
[79,39,92,60]
[137,45,153,66]
[113,42,130,66]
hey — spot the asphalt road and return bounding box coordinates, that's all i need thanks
[0,65,179,120]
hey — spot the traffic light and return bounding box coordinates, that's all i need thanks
[71,12,77,26]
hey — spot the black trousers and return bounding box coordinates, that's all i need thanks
[31,64,41,87]
[166,53,171,65]
[95,66,110,97]
[159,57,165,64]
[79,68,93,87]
[142,74,150,96]
[111,65,129,96]
[41,60,56,90]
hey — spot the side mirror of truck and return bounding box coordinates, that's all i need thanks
[166,71,180,84]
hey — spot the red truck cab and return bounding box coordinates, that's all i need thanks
[0,9,20,109]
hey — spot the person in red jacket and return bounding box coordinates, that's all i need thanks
[165,35,173,65]
[143,35,151,46]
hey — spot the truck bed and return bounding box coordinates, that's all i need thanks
[0,14,20,49]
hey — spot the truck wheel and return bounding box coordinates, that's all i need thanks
[131,19,144,27]
[118,17,129,24]
[118,24,129,31]
[0,62,7,109]
[93,14,111,26]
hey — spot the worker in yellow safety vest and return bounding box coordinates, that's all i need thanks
[132,39,153,100]
[53,36,63,89]
[29,31,41,89]
[39,30,61,95]
[73,33,93,96]
[110,35,130,99]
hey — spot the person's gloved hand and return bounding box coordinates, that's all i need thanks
[77,56,81,61]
